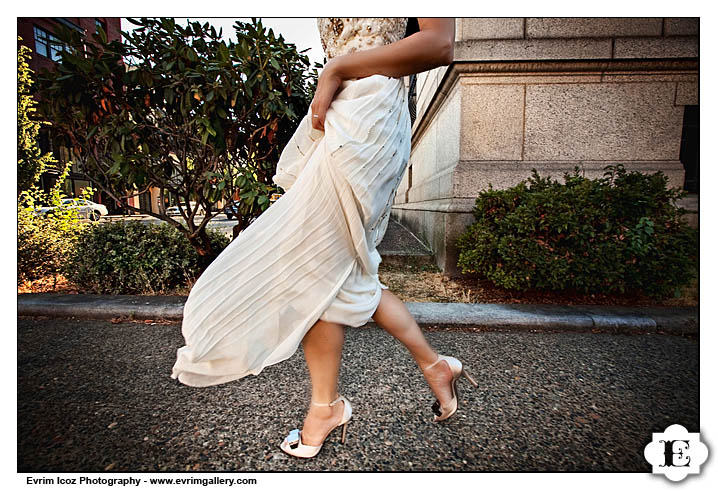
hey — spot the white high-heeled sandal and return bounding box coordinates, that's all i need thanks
[422,354,478,422]
[279,394,353,458]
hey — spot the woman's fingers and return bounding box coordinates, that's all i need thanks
[310,86,333,131]
[310,67,344,131]
[310,97,328,131]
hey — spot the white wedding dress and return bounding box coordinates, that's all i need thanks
[171,18,411,387]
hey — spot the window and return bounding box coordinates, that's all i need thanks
[58,144,71,164]
[73,180,91,197]
[95,19,106,35]
[33,25,66,61]
[679,105,699,193]
[38,129,52,155]
[407,73,417,127]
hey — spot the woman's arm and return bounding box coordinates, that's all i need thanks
[331,18,455,80]
[310,18,455,131]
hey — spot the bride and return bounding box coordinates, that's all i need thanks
[285,18,475,459]
[171,18,477,460]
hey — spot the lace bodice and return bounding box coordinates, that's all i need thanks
[317,18,408,60]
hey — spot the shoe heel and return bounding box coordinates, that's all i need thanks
[340,421,349,444]
[461,367,479,389]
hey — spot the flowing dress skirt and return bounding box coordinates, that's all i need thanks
[171,74,411,387]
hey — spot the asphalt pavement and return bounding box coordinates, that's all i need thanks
[17,316,699,472]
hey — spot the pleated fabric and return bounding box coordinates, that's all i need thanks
[171,73,411,387]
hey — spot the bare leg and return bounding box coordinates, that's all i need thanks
[298,319,347,446]
[372,288,455,407]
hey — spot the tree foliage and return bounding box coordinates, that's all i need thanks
[35,18,318,268]
[17,37,56,194]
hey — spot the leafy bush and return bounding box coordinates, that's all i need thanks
[17,161,89,286]
[63,221,230,294]
[455,164,698,299]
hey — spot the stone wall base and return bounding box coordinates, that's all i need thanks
[399,58,698,278]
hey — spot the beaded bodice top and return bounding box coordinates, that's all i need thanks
[316,18,408,60]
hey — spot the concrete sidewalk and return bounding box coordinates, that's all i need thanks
[17,292,698,335]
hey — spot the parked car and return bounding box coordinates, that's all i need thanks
[34,198,108,221]
[223,200,241,219]
[166,202,205,216]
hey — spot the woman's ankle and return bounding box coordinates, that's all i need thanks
[306,401,342,421]
[417,352,440,372]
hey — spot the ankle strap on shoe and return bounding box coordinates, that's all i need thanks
[422,355,444,372]
[311,394,343,407]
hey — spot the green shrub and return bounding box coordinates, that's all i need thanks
[455,164,698,299]
[18,194,87,285]
[17,161,89,286]
[63,221,230,294]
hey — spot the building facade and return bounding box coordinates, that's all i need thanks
[395,17,699,277]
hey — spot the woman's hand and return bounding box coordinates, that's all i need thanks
[310,58,345,132]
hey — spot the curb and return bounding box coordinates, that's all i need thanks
[17,293,698,335]
[18,293,187,321]
[395,302,698,335]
